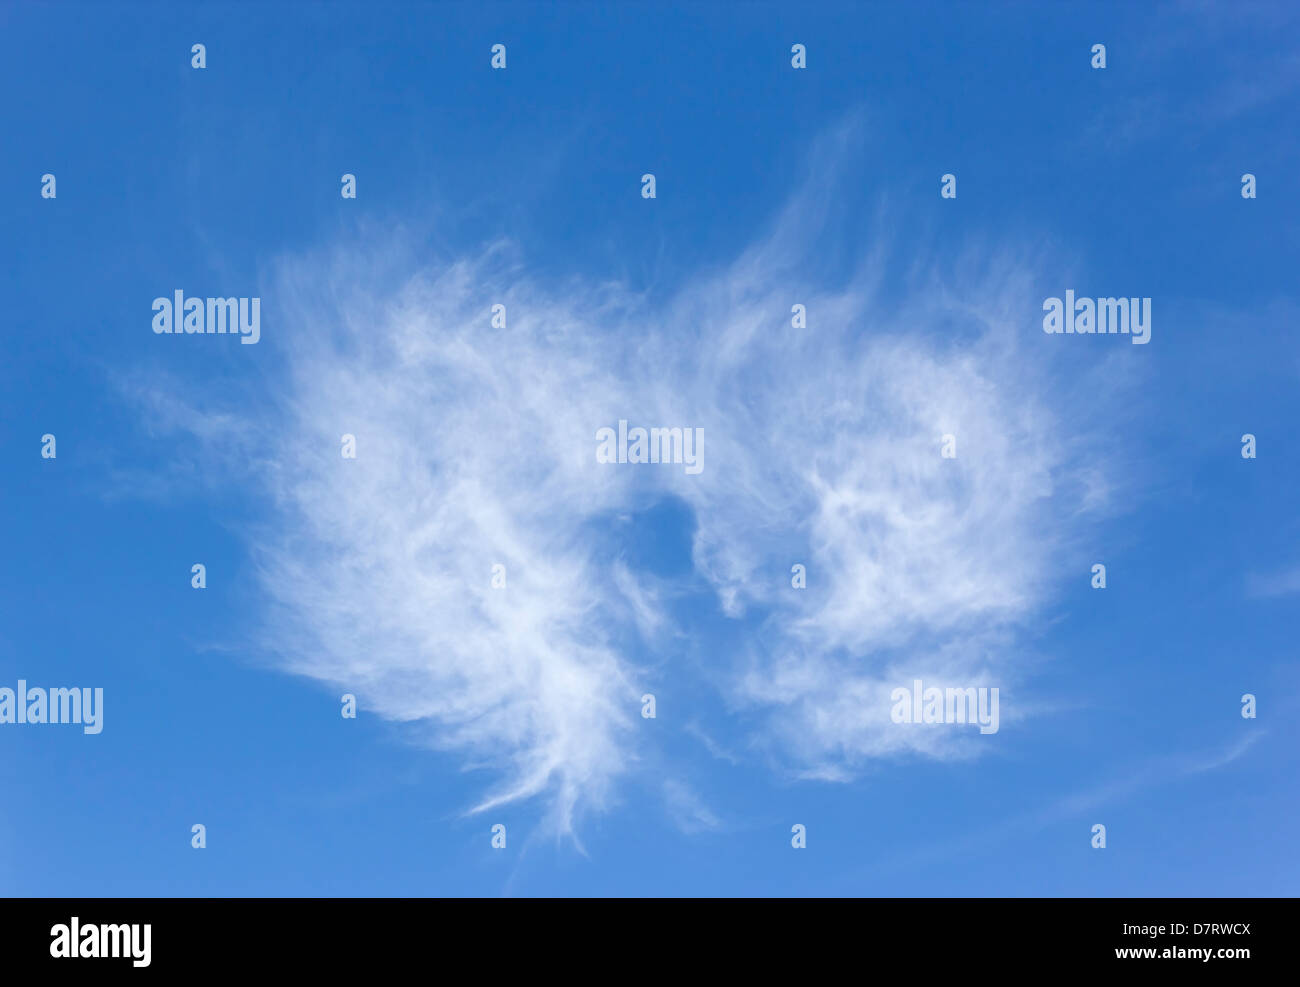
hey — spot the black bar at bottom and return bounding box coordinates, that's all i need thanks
[0,897,1278,974]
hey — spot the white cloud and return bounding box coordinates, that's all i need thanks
[248,249,648,834]
[127,124,1123,827]
[636,178,1117,776]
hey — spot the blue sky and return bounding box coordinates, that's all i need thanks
[2,1,1298,897]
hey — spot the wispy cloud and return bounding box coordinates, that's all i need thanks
[651,165,1120,776]
[662,779,724,835]
[852,731,1266,886]
[1246,566,1300,599]
[123,120,1127,830]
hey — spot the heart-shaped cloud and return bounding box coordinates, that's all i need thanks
[126,137,1120,835]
